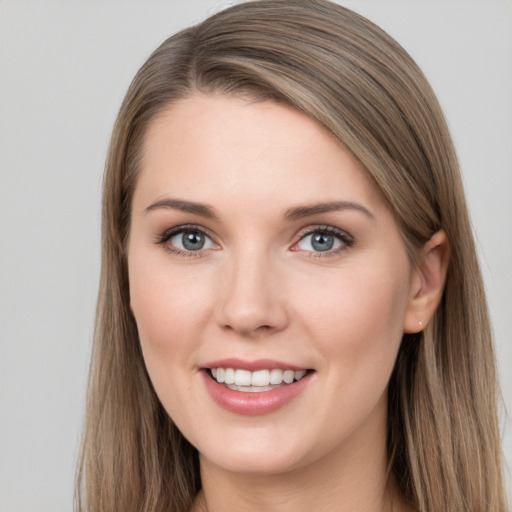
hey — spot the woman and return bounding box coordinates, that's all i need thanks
[75,1,508,511]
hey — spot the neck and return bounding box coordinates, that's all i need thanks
[196,458,392,512]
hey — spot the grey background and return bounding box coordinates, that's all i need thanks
[0,1,510,510]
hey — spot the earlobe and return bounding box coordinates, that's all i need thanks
[403,230,450,333]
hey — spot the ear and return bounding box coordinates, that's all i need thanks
[403,230,450,333]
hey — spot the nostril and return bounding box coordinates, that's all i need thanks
[222,324,272,335]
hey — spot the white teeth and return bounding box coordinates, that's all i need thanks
[294,370,306,380]
[227,384,275,392]
[283,370,295,384]
[210,367,308,388]
[234,369,251,386]
[251,369,270,386]
[224,368,235,384]
[269,369,283,384]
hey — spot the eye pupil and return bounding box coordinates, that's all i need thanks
[182,231,205,250]
[312,233,334,251]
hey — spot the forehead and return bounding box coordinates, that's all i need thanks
[135,94,387,217]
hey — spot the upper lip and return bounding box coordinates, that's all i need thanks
[201,358,310,372]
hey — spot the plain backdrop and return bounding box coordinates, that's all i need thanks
[0,1,511,510]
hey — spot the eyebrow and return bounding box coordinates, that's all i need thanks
[144,198,217,218]
[284,201,374,221]
[144,197,374,221]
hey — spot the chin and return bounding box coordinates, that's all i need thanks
[201,448,304,476]
[193,424,322,476]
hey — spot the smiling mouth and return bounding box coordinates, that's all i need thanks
[207,368,312,393]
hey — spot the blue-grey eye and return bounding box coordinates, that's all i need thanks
[297,230,346,252]
[312,232,334,251]
[170,229,214,251]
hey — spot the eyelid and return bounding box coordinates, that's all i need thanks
[291,225,354,254]
[156,224,220,256]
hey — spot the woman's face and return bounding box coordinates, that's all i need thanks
[128,94,420,475]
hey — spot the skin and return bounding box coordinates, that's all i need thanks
[128,94,447,512]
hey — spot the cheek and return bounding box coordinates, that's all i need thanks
[284,262,411,449]
[295,261,410,373]
[130,252,210,336]
[128,257,216,423]
[128,251,216,386]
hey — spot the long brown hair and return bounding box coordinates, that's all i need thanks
[76,1,508,510]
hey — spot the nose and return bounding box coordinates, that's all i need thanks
[215,248,289,337]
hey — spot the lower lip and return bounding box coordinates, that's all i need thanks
[202,371,312,416]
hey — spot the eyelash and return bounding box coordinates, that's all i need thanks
[155,224,354,258]
[293,225,354,258]
[156,224,218,258]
